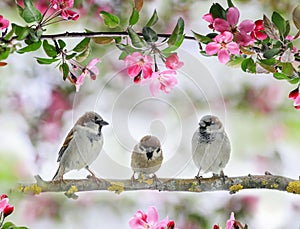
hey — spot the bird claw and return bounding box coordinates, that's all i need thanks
[195,175,203,185]
[87,174,106,184]
[213,171,227,183]
[152,174,162,190]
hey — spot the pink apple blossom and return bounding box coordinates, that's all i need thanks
[0,197,8,213]
[50,0,79,20]
[250,20,267,40]
[225,212,235,229]
[165,53,184,70]
[129,206,169,229]
[124,52,153,81]
[149,70,178,96]
[205,31,240,64]
[0,194,14,218]
[213,7,255,46]
[0,15,9,30]
[202,13,214,29]
[289,88,300,109]
[75,58,100,92]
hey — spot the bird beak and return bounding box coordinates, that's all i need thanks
[101,120,109,126]
[199,121,206,127]
[97,120,109,126]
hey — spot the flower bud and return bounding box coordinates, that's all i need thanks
[3,204,14,217]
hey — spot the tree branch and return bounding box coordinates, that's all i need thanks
[40,31,196,40]
[16,173,300,199]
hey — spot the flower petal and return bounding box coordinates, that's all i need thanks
[205,42,220,55]
[165,53,184,70]
[289,88,299,100]
[61,9,79,20]
[218,49,230,64]
[75,73,86,92]
[202,13,214,23]
[221,31,234,43]
[86,58,100,69]
[227,7,240,26]
[147,206,159,225]
[128,64,141,78]
[214,18,230,32]
[238,20,255,33]
[142,64,153,79]
[294,95,300,107]
[236,32,254,46]
[225,212,235,229]
[255,31,267,40]
[227,42,240,54]
[0,198,8,212]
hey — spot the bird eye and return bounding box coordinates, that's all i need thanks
[156,147,161,153]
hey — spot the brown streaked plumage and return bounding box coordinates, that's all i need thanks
[52,111,108,181]
[131,135,163,179]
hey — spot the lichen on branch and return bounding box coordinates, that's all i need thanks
[15,173,299,199]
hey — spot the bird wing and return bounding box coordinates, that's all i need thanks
[57,127,75,162]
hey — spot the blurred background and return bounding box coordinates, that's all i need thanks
[0,0,300,228]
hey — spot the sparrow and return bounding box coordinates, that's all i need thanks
[52,111,109,181]
[131,135,163,181]
[192,115,231,179]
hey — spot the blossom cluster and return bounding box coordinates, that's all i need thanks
[0,194,14,226]
[129,206,177,229]
[124,52,183,96]
[203,7,266,64]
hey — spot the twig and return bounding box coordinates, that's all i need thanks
[15,173,300,199]
[40,31,196,40]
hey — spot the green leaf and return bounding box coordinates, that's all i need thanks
[58,39,66,49]
[2,222,28,229]
[289,78,300,84]
[116,43,141,55]
[167,17,185,50]
[17,40,42,54]
[92,37,115,44]
[76,47,90,62]
[280,62,294,76]
[2,221,15,229]
[162,35,184,53]
[146,10,159,27]
[36,57,59,64]
[127,27,144,48]
[263,15,280,40]
[271,11,286,37]
[100,11,120,28]
[142,27,158,43]
[292,5,300,30]
[14,24,29,40]
[284,20,290,37]
[210,3,226,19]
[73,38,90,52]
[273,72,289,80]
[263,48,281,59]
[192,31,213,44]
[66,53,77,60]
[43,40,58,57]
[227,0,234,7]
[17,0,42,23]
[0,47,10,60]
[226,57,245,68]
[129,8,139,26]
[260,58,276,65]
[241,57,256,73]
[258,62,276,72]
[61,63,69,80]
